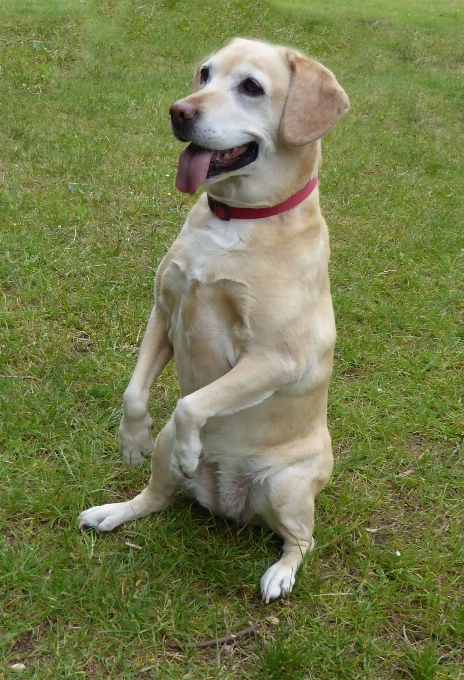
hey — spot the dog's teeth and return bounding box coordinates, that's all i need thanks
[220,146,241,162]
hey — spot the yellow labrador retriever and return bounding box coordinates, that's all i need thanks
[79,38,349,603]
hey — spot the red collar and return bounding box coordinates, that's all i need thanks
[207,177,318,221]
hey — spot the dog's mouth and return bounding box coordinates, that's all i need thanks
[175,142,259,195]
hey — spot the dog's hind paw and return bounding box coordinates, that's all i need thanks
[78,503,135,532]
[260,562,296,604]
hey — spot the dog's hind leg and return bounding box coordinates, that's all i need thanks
[258,441,333,603]
[79,419,180,532]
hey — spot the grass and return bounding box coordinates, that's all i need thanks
[0,0,463,677]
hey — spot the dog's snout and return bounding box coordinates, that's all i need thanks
[170,100,197,128]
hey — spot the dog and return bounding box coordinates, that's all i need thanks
[79,38,349,603]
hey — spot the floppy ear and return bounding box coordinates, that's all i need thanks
[280,52,350,147]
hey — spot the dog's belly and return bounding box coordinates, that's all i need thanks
[183,463,263,525]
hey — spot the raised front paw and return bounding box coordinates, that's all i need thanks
[169,439,202,480]
[170,397,203,479]
[119,413,154,467]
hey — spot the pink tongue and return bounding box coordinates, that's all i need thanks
[175,143,214,195]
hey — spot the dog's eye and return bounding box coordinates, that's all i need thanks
[241,78,265,96]
[200,67,209,84]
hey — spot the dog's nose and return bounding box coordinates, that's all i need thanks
[170,100,197,127]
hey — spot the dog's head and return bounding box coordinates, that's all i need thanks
[170,38,349,200]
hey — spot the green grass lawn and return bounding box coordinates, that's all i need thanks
[1,0,463,677]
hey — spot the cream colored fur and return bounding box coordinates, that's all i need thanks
[79,38,349,603]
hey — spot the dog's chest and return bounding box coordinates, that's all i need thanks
[159,226,250,391]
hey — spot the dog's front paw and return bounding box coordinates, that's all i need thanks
[119,414,154,467]
[169,439,202,480]
[170,398,203,479]
[260,562,296,604]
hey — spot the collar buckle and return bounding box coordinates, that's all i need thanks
[207,195,231,221]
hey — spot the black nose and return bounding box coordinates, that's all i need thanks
[169,100,197,128]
